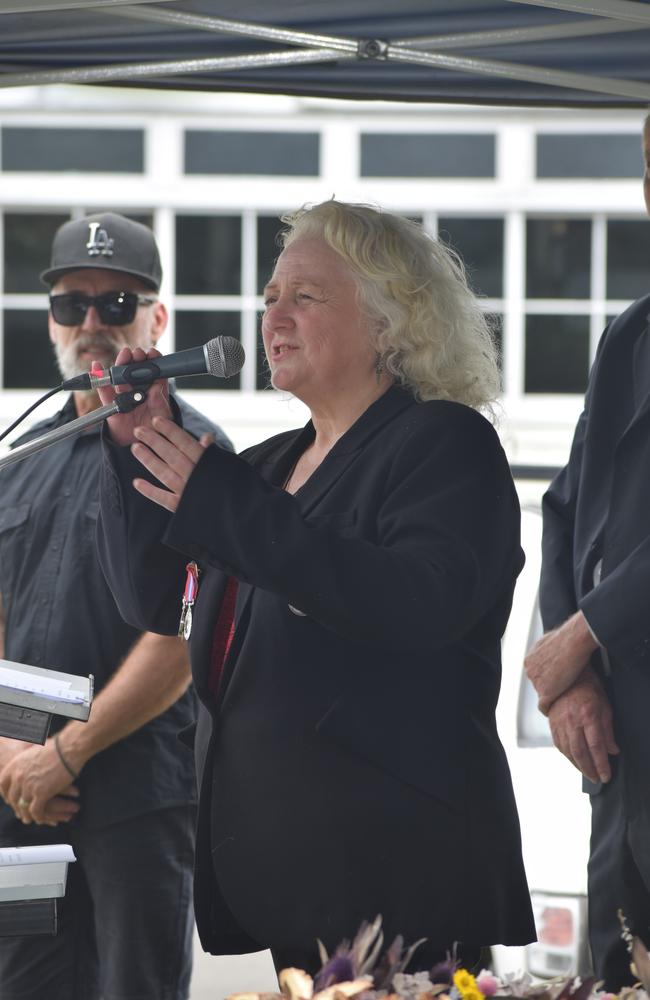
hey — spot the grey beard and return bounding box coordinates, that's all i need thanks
[53,333,126,383]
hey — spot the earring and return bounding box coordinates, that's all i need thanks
[375,353,385,383]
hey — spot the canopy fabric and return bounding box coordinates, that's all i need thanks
[2,0,650,107]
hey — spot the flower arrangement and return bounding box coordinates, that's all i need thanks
[227,914,650,1000]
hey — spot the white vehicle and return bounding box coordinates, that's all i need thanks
[493,504,592,980]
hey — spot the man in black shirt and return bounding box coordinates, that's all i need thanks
[0,213,232,1000]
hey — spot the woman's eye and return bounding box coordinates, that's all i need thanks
[263,297,277,307]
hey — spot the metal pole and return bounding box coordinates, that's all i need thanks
[507,0,650,26]
[0,391,146,471]
[396,17,645,50]
[0,0,173,14]
[0,47,353,90]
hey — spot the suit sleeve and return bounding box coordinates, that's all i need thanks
[163,406,522,656]
[539,327,608,632]
[579,534,650,662]
[96,433,186,636]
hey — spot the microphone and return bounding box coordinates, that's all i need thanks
[61,336,246,391]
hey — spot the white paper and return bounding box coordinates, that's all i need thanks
[0,665,85,703]
[0,845,76,867]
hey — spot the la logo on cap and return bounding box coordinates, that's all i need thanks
[86,222,114,258]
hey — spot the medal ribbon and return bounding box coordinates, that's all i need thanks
[183,562,199,604]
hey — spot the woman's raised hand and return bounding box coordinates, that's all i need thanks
[131,416,214,514]
[97,346,173,447]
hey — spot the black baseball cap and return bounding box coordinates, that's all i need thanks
[40,212,162,291]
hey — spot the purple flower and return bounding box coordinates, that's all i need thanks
[314,955,356,991]
[476,971,500,996]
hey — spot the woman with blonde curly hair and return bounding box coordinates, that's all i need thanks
[279,199,500,412]
[96,199,534,976]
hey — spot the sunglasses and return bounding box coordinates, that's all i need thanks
[49,291,157,327]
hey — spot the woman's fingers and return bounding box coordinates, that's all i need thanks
[133,422,203,478]
[132,477,179,513]
[130,416,208,512]
[154,416,205,458]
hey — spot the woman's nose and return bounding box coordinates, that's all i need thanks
[264,298,293,327]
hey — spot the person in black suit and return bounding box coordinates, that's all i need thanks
[96,200,535,973]
[525,116,650,991]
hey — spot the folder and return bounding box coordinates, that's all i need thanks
[0,659,93,744]
[0,845,76,936]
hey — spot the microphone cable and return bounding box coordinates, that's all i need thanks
[0,385,64,446]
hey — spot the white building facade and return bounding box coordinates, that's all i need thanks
[0,84,647,462]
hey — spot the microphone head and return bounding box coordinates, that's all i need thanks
[205,336,246,379]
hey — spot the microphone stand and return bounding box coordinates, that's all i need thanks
[0,389,148,471]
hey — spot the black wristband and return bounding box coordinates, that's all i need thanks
[54,733,79,781]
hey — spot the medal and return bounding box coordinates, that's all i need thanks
[178,561,200,640]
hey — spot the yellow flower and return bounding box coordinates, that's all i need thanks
[452,971,484,1000]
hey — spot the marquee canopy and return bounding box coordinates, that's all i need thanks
[2,0,650,108]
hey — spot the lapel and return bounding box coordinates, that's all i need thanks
[273,384,415,517]
[215,386,415,707]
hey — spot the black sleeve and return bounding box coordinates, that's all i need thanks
[96,432,186,636]
[539,325,608,632]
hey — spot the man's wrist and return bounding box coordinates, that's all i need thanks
[567,610,599,655]
[53,724,90,777]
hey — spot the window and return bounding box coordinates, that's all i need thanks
[2,128,144,173]
[257,215,284,293]
[536,133,642,179]
[525,315,590,394]
[176,216,241,295]
[3,309,58,389]
[4,213,70,293]
[438,217,504,297]
[174,311,242,390]
[526,219,591,299]
[360,133,495,178]
[184,131,320,176]
[606,220,650,300]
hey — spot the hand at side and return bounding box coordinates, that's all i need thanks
[547,666,619,784]
[525,610,598,714]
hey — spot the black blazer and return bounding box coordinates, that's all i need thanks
[98,385,534,959]
[541,295,650,798]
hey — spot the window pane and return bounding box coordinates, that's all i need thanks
[4,213,69,293]
[174,311,241,390]
[185,131,320,176]
[257,216,284,294]
[176,216,241,295]
[537,134,642,179]
[438,217,504,297]
[2,127,143,173]
[606,220,650,299]
[361,133,495,178]
[525,315,590,394]
[4,309,59,388]
[526,219,591,298]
